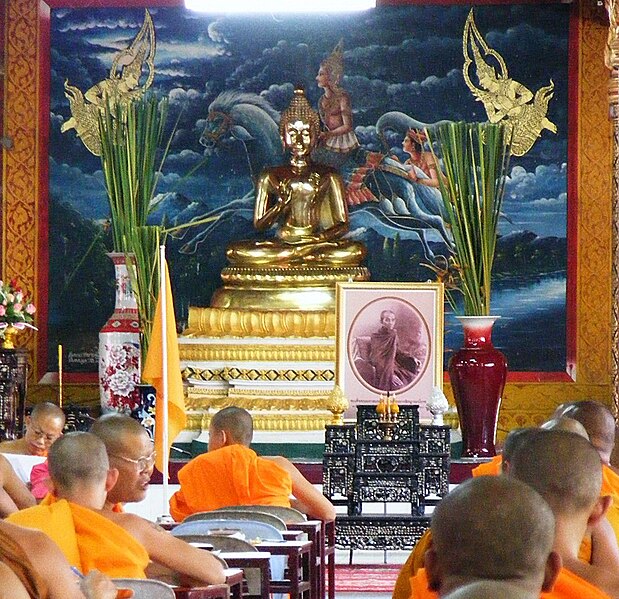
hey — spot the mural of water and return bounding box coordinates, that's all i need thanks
[444,273,567,372]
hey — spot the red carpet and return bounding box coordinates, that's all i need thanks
[333,564,401,593]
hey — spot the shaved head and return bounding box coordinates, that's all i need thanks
[502,428,538,464]
[90,414,154,505]
[30,402,65,424]
[509,429,602,515]
[560,401,615,464]
[210,407,253,446]
[540,417,589,440]
[21,403,65,456]
[90,413,149,454]
[429,476,555,587]
[48,432,109,492]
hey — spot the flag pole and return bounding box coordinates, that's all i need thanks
[159,244,170,515]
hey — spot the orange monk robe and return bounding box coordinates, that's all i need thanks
[542,568,613,599]
[471,455,503,477]
[7,498,149,578]
[170,444,293,522]
[600,465,619,543]
[393,530,432,599]
[408,567,612,599]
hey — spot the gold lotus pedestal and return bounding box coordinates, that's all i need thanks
[179,264,369,440]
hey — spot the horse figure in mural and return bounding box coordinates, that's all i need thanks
[183,90,453,259]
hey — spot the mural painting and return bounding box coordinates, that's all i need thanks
[48,4,570,375]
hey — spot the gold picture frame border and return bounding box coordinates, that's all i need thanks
[335,281,444,413]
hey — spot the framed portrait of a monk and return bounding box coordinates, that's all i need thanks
[336,282,444,417]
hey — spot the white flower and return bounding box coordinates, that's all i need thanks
[107,369,138,397]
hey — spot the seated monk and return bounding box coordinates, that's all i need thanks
[8,432,225,587]
[411,430,619,598]
[559,401,619,546]
[392,428,539,599]
[170,406,336,522]
[408,476,560,598]
[0,402,65,501]
[226,88,365,268]
[509,430,619,598]
[394,423,615,599]
[0,402,65,457]
[90,413,155,512]
[0,519,120,599]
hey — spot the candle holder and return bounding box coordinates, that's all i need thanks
[376,393,399,441]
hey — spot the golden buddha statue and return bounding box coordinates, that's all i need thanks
[211,88,369,312]
[227,88,366,268]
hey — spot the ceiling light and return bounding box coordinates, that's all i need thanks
[185,0,375,13]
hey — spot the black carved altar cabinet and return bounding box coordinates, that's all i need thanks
[322,405,450,550]
[0,349,28,441]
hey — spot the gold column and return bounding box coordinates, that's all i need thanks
[606,0,619,416]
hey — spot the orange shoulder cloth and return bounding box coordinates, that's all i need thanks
[408,567,612,599]
[7,498,149,578]
[471,455,503,477]
[542,568,613,599]
[170,444,293,522]
[408,567,438,599]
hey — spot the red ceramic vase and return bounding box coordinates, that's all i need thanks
[448,316,507,458]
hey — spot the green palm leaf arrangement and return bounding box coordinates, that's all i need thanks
[427,122,512,316]
[98,94,170,361]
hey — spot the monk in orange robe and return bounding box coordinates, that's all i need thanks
[170,406,335,522]
[508,430,619,598]
[558,401,619,544]
[9,431,226,588]
[91,413,157,512]
[9,496,149,578]
[393,428,539,599]
[406,475,560,598]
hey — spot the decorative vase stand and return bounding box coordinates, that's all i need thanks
[323,405,450,550]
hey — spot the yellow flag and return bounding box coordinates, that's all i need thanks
[142,260,186,475]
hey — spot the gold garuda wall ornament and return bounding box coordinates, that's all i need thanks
[60,9,156,155]
[463,9,557,156]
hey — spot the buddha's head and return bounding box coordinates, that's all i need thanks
[279,89,321,156]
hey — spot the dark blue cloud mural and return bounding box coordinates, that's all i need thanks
[49,4,570,373]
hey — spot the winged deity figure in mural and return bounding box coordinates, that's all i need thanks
[60,10,156,156]
[463,9,557,156]
[188,90,454,261]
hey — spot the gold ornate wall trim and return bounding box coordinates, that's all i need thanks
[4,0,40,386]
[576,0,614,385]
[2,2,615,423]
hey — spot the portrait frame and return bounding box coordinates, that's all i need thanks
[336,281,444,417]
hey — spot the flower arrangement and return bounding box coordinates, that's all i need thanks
[426,121,512,315]
[0,279,37,332]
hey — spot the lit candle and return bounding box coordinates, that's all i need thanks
[58,344,63,408]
